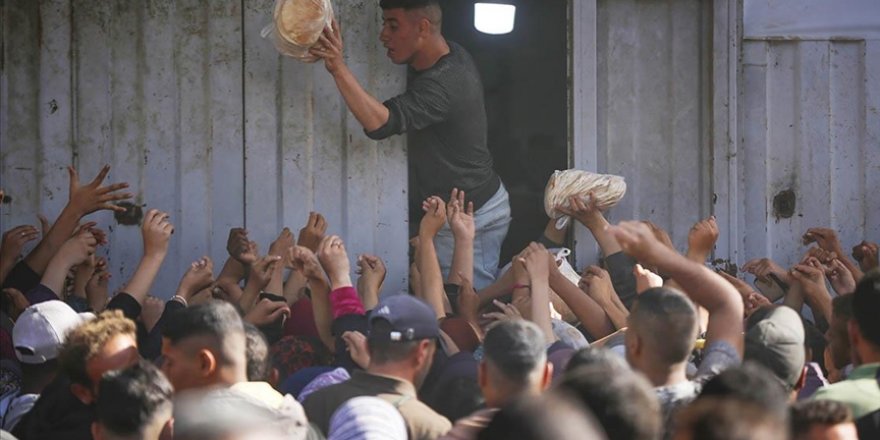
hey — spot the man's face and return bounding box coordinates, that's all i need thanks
[380,8,422,65]
[161,338,206,392]
[85,334,139,396]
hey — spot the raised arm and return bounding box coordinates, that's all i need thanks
[609,221,744,355]
[25,166,131,275]
[310,20,389,132]
[417,196,449,318]
[118,209,173,305]
[446,189,475,286]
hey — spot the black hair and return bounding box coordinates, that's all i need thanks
[558,365,661,440]
[629,287,698,364]
[162,301,244,344]
[698,362,790,420]
[368,319,422,364]
[379,0,439,10]
[676,397,787,440]
[429,376,485,423]
[790,400,853,439]
[478,393,605,440]
[565,347,630,375]
[96,360,173,436]
[482,320,547,382]
[853,269,880,346]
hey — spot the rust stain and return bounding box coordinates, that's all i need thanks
[113,202,144,226]
[772,189,796,220]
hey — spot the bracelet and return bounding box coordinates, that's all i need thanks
[512,283,531,290]
[171,295,188,307]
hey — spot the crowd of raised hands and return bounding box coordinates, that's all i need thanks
[2,166,877,364]
[1,165,878,440]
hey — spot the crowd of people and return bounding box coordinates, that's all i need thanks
[0,163,878,440]
[2,0,879,439]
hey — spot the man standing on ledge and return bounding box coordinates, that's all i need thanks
[310,0,510,289]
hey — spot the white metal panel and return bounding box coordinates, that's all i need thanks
[1,0,407,298]
[734,38,880,269]
[744,0,880,40]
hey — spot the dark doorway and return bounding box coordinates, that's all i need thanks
[437,0,570,264]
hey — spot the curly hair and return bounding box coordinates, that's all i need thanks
[58,309,136,387]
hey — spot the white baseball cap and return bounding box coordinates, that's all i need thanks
[12,300,94,364]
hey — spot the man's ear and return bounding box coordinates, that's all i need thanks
[540,362,554,390]
[198,349,218,377]
[269,367,281,388]
[70,382,95,405]
[415,339,432,367]
[795,365,808,391]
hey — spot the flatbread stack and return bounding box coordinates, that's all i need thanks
[263,0,334,62]
[544,169,627,228]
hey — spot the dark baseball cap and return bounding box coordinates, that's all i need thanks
[368,295,440,342]
[744,305,805,390]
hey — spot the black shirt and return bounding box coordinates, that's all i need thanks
[366,41,500,210]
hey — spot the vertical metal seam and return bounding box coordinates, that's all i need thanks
[241,0,248,229]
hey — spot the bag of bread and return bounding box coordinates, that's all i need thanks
[544,169,627,229]
[261,0,334,62]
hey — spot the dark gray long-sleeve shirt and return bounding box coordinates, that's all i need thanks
[366,41,500,210]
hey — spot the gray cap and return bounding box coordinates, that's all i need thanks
[744,305,805,390]
[483,320,548,379]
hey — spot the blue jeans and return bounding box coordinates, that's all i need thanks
[433,184,511,290]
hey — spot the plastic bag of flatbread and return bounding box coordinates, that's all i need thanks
[261,0,334,62]
[544,169,627,229]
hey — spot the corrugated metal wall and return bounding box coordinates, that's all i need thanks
[0,0,408,298]
[735,36,880,269]
[592,0,714,253]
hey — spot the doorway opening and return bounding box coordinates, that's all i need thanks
[437,0,570,264]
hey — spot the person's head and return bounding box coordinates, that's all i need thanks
[161,301,247,391]
[58,309,139,404]
[674,397,787,440]
[827,295,853,369]
[243,323,279,386]
[626,287,698,380]
[698,362,790,421]
[13,300,93,384]
[328,396,407,440]
[849,269,880,365]
[378,0,443,66]
[478,320,552,407]
[367,295,439,388]
[790,400,858,440]
[478,393,607,440]
[565,346,631,375]
[92,360,173,440]
[558,365,661,440]
[744,305,807,399]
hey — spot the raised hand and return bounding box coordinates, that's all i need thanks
[86,260,110,313]
[632,263,663,294]
[687,215,719,260]
[356,254,385,309]
[244,298,290,326]
[227,228,257,266]
[317,235,352,290]
[803,227,844,254]
[142,209,174,258]
[456,273,481,325]
[298,212,328,253]
[852,241,879,272]
[269,227,295,258]
[247,255,282,293]
[555,192,605,229]
[803,246,837,265]
[482,299,523,323]
[607,221,674,267]
[342,331,370,370]
[1,225,40,264]
[310,18,345,74]
[742,257,793,286]
[287,246,326,282]
[580,266,616,303]
[419,196,447,238]
[519,242,551,282]
[72,255,98,298]
[447,188,475,241]
[825,258,856,296]
[59,229,98,267]
[176,256,215,299]
[790,258,833,322]
[66,165,132,215]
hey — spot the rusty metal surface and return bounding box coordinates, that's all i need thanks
[1,0,407,298]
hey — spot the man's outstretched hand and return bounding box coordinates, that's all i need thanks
[311,18,345,74]
[67,165,133,216]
